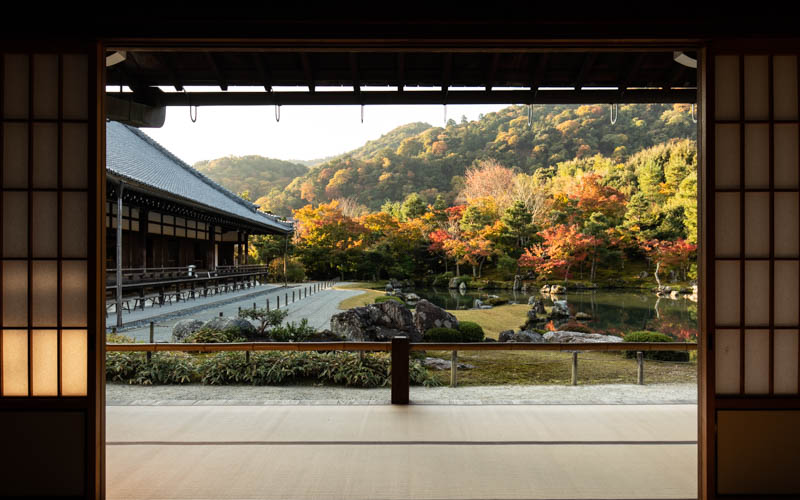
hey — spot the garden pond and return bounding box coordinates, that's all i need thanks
[398,287,698,341]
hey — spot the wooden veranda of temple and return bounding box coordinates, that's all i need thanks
[105,121,293,326]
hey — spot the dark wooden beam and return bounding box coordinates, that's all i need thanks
[485,53,500,91]
[300,53,315,92]
[252,53,272,92]
[113,88,696,106]
[154,52,183,91]
[349,53,361,94]
[666,63,688,89]
[531,53,549,90]
[442,52,452,91]
[204,52,227,91]
[573,53,598,89]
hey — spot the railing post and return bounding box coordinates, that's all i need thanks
[277,296,280,308]
[219,311,223,317]
[571,351,578,386]
[637,351,644,385]
[253,302,256,311]
[391,336,410,404]
[147,322,154,363]
[450,350,458,387]
[246,350,251,364]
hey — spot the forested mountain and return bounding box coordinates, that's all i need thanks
[193,156,308,206]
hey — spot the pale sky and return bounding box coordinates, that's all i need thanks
[140,103,507,165]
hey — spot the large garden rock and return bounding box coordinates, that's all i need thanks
[414,299,459,332]
[202,316,257,338]
[543,331,623,344]
[498,330,515,342]
[331,300,420,341]
[171,319,204,342]
[529,297,546,314]
[550,284,567,294]
[459,281,467,293]
[511,330,544,343]
[575,311,592,320]
[423,357,475,370]
[549,300,570,318]
[448,277,460,289]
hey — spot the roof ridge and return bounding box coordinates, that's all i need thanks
[117,122,289,226]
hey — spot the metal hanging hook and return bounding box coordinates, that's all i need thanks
[691,103,697,123]
[361,104,364,123]
[185,90,197,123]
[275,104,281,123]
[610,103,618,125]
[527,104,533,128]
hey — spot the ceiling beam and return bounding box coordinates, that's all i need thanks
[203,52,227,91]
[442,53,452,91]
[252,53,272,92]
[349,53,361,94]
[397,53,405,91]
[111,88,696,107]
[300,53,315,92]
[154,52,183,91]
[531,53,549,90]
[619,53,646,91]
[666,63,688,89]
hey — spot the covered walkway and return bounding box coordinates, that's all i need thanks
[107,404,697,499]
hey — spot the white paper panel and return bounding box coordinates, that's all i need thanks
[32,123,58,188]
[61,261,86,327]
[31,260,57,327]
[3,123,28,188]
[62,192,87,258]
[3,54,29,119]
[62,54,88,120]
[32,191,58,258]
[744,56,770,120]
[715,124,740,188]
[33,54,58,119]
[716,261,741,326]
[716,329,741,394]
[774,125,799,189]
[745,329,770,394]
[31,330,58,396]
[745,260,770,326]
[61,329,87,396]
[2,261,28,327]
[774,330,799,394]
[715,56,740,120]
[1,330,28,396]
[774,55,799,120]
[716,193,740,257]
[62,123,88,189]
[745,193,770,258]
[774,261,799,327]
[775,192,799,258]
[745,124,770,189]
[2,192,27,258]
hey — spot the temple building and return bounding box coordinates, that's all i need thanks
[106,120,292,273]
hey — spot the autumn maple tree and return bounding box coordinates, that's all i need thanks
[638,238,697,286]
[518,224,597,281]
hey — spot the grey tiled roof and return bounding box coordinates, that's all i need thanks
[106,121,292,234]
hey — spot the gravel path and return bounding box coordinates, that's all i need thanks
[119,283,363,342]
[107,383,697,405]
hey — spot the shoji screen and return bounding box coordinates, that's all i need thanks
[0,45,102,499]
[707,46,800,497]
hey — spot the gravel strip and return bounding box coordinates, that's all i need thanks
[107,383,697,406]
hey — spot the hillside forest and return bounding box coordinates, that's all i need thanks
[196,104,698,286]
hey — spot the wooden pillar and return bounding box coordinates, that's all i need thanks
[391,337,410,404]
[244,231,249,265]
[115,182,124,327]
[139,207,148,270]
[207,223,215,271]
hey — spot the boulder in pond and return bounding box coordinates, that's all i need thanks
[528,297,546,314]
[549,300,570,318]
[414,299,459,332]
[498,330,515,342]
[511,330,544,343]
[459,281,467,293]
[171,319,204,342]
[574,311,592,320]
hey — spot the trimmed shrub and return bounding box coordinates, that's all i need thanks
[374,295,406,305]
[458,321,485,342]
[238,308,288,337]
[107,332,136,343]
[268,257,306,282]
[184,327,245,343]
[556,321,593,334]
[106,352,194,385]
[623,331,690,362]
[424,327,462,342]
[269,319,318,342]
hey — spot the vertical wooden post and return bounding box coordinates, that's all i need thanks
[219,311,223,317]
[637,351,644,385]
[292,290,295,302]
[266,298,270,311]
[253,302,256,311]
[246,350,251,364]
[147,322,154,363]
[277,296,280,308]
[571,352,578,386]
[285,292,288,305]
[450,350,458,387]
[283,232,289,287]
[115,182,125,328]
[391,336,410,404]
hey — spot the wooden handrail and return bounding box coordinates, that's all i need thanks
[106,341,696,353]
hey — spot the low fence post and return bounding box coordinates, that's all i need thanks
[637,351,644,385]
[285,292,288,305]
[253,302,256,311]
[571,352,578,386]
[147,322,154,363]
[246,350,251,364]
[391,336,410,405]
[266,298,270,311]
[219,311,223,317]
[292,290,295,302]
[277,296,280,308]
[451,350,458,387]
